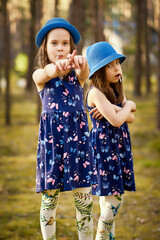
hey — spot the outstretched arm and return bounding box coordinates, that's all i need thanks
[74,57,89,87]
[67,52,89,87]
[32,56,74,92]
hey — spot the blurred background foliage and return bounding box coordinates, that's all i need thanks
[0,0,160,126]
[0,0,160,239]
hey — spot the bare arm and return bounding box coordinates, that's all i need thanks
[113,105,135,123]
[32,66,52,92]
[121,94,136,123]
[75,58,89,87]
[89,107,104,120]
[33,50,89,91]
[88,88,136,127]
[90,104,135,123]
[32,59,73,92]
[68,53,89,87]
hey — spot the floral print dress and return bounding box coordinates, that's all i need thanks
[86,92,136,196]
[36,70,92,193]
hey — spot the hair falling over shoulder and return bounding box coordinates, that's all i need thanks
[89,66,124,104]
[34,34,76,69]
[34,36,49,69]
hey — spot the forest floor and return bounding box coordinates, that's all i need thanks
[0,86,160,240]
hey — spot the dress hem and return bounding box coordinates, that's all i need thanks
[36,184,92,193]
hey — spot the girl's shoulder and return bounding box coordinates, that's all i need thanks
[87,86,97,94]
[87,86,96,101]
[88,87,105,98]
[87,87,106,108]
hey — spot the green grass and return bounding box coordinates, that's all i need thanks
[0,88,160,240]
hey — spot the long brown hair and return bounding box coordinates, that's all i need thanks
[34,32,76,68]
[89,66,124,104]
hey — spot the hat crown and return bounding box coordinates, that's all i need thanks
[44,18,68,26]
[35,17,81,48]
[86,41,126,78]
[87,42,116,70]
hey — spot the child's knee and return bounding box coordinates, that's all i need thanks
[41,189,60,212]
[73,188,93,217]
[100,195,123,220]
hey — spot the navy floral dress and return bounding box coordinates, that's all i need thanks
[36,70,92,193]
[86,91,136,196]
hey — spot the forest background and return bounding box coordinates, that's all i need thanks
[0,0,160,239]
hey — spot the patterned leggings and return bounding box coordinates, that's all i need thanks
[95,195,123,240]
[40,187,93,240]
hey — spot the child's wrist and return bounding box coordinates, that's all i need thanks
[44,63,55,78]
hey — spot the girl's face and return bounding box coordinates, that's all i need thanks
[46,28,71,64]
[105,59,122,83]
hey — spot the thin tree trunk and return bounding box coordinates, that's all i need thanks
[54,0,59,17]
[90,0,105,43]
[0,69,2,94]
[157,1,160,129]
[90,0,98,43]
[0,4,3,95]
[68,0,86,54]
[35,0,43,122]
[26,0,36,91]
[134,0,143,97]
[144,0,151,94]
[97,0,105,41]
[2,0,11,125]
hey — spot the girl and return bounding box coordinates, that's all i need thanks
[86,41,136,240]
[33,17,93,240]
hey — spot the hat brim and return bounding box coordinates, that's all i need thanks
[89,53,126,78]
[36,22,81,48]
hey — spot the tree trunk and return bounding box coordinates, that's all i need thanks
[134,0,143,97]
[144,0,151,94]
[157,1,160,129]
[26,0,36,91]
[68,0,86,54]
[2,0,11,125]
[54,0,59,17]
[97,0,105,41]
[90,0,98,43]
[0,3,3,95]
[90,0,105,43]
[35,0,43,122]
[0,69,2,94]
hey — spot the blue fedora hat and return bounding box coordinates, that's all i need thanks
[86,41,126,79]
[35,17,81,48]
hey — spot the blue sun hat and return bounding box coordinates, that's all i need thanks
[86,41,126,79]
[35,17,81,48]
